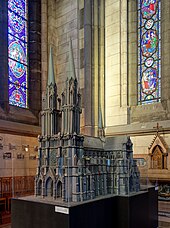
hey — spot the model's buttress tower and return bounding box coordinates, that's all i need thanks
[59,39,84,202]
[35,46,61,198]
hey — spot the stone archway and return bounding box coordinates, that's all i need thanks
[57,181,62,198]
[37,179,42,195]
[148,133,169,170]
[46,177,53,197]
[152,145,163,169]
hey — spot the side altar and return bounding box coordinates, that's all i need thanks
[12,40,158,228]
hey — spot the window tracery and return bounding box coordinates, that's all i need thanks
[138,0,161,104]
[8,0,28,108]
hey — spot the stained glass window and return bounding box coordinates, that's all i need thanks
[8,0,28,108]
[138,0,161,105]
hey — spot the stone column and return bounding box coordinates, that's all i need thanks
[105,0,128,128]
[84,0,92,135]
[120,0,128,108]
[162,0,170,116]
[128,0,138,106]
[29,0,41,116]
[92,0,99,136]
[98,0,105,132]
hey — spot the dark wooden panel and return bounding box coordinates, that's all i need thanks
[12,187,158,228]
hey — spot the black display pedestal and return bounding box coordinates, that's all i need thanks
[11,187,158,228]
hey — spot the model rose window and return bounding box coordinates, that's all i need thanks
[8,0,28,108]
[138,0,161,104]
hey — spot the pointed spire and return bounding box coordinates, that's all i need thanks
[48,46,55,85]
[68,38,76,79]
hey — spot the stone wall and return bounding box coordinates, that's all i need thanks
[127,0,170,124]
[0,0,168,184]
[105,0,128,127]
[49,0,79,95]
[42,0,170,151]
[0,0,41,180]
[106,0,170,131]
[41,0,83,125]
[104,0,170,175]
[0,133,38,177]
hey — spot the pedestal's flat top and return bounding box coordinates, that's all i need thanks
[13,194,116,207]
[13,189,149,208]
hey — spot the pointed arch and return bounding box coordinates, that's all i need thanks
[44,168,56,197]
[56,180,62,198]
[148,133,169,169]
[46,177,53,197]
[151,145,164,169]
[37,179,43,196]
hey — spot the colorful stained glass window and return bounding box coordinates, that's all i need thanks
[8,0,28,108]
[138,0,161,105]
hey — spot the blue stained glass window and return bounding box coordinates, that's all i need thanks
[8,0,28,108]
[138,0,161,105]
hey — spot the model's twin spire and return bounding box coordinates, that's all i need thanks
[48,46,55,86]
[48,38,76,87]
[44,38,81,136]
[68,38,76,80]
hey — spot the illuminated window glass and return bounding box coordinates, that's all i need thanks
[8,0,28,108]
[138,0,161,105]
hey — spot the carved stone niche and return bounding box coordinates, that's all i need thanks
[148,134,169,169]
[0,139,3,149]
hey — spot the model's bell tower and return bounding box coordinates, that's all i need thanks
[35,47,61,198]
[60,39,84,202]
[41,47,61,136]
[61,39,81,136]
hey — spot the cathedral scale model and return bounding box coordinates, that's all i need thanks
[35,40,140,203]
